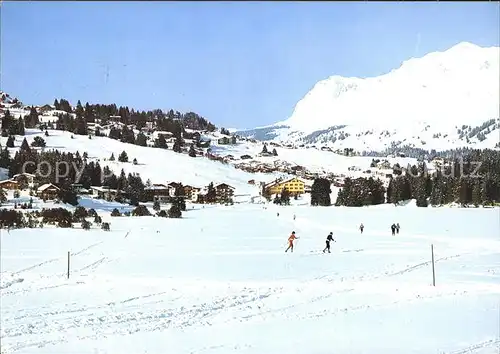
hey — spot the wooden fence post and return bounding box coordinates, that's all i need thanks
[67,251,70,279]
[431,244,435,286]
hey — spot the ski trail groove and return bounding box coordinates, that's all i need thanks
[444,338,500,353]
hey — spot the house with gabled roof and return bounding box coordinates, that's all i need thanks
[36,183,60,200]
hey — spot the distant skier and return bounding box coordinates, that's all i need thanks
[293,214,296,221]
[391,224,396,236]
[323,232,335,253]
[396,223,400,234]
[277,212,279,217]
[285,231,299,253]
[359,223,364,234]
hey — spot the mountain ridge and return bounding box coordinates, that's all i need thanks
[236,41,500,152]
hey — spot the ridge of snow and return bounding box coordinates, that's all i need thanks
[280,42,499,134]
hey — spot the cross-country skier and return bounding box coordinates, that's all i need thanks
[396,223,400,234]
[285,231,299,253]
[359,223,364,234]
[323,232,335,253]
[391,224,396,236]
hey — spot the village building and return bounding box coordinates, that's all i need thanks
[264,177,306,196]
[152,131,174,140]
[0,179,19,190]
[12,173,37,189]
[38,104,54,114]
[215,183,235,203]
[191,188,207,203]
[89,186,125,201]
[217,136,237,145]
[37,183,60,200]
[70,183,91,195]
[87,123,102,136]
[144,184,171,203]
[183,185,201,200]
[197,137,211,148]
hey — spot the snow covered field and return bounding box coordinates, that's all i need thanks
[1,203,499,354]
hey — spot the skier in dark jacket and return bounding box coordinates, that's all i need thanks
[359,223,364,234]
[323,232,335,253]
[391,224,396,236]
[396,223,400,234]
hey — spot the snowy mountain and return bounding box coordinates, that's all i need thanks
[237,42,500,152]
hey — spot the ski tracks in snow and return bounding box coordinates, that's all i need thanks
[443,338,500,354]
[0,288,276,353]
[9,240,105,277]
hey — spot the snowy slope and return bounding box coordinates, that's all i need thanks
[1,203,499,353]
[237,42,500,152]
[210,138,426,177]
[2,129,424,193]
[0,130,286,198]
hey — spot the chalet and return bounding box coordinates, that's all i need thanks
[377,161,392,169]
[248,179,255,185]
[217,136,237,145]
[167,182,181,193]
[215,183,235,203]
[37,183,60,200]
[87,123,102,136]
[333,179,345,187]
[38,104,53,114]
[152,131,174,140]
[290,165,305,172]
[183,185,201,199]
[90,186,124,200]
[223,155,235,162]
[264,177,306,196]
[241,154,252,160]
[12,173,37,188]
[144,183,171,202]
[187,131,201,141]
[197,138,211,148]
[0,179,19,190]
[191,188,207,203]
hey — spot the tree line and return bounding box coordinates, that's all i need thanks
[310,149,500,207]
[52,99,216,132]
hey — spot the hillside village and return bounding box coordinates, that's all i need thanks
[0,91,499,225]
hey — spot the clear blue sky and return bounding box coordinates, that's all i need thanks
[2,2,498,129]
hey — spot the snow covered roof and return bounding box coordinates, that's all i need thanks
[145,184,169,190]
[13,173,36,178]
[152,131,173,139]
[37,183,60,192]
[216,183,235,190]
[90,186,118,193]
[264,177,305,188]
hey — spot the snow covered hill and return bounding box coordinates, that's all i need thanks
[1,203,499,353]
[1,128,427,202]
[0,130,288,200]
[236,42,500,152]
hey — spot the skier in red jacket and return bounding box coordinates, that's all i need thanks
[285,231,299,253]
